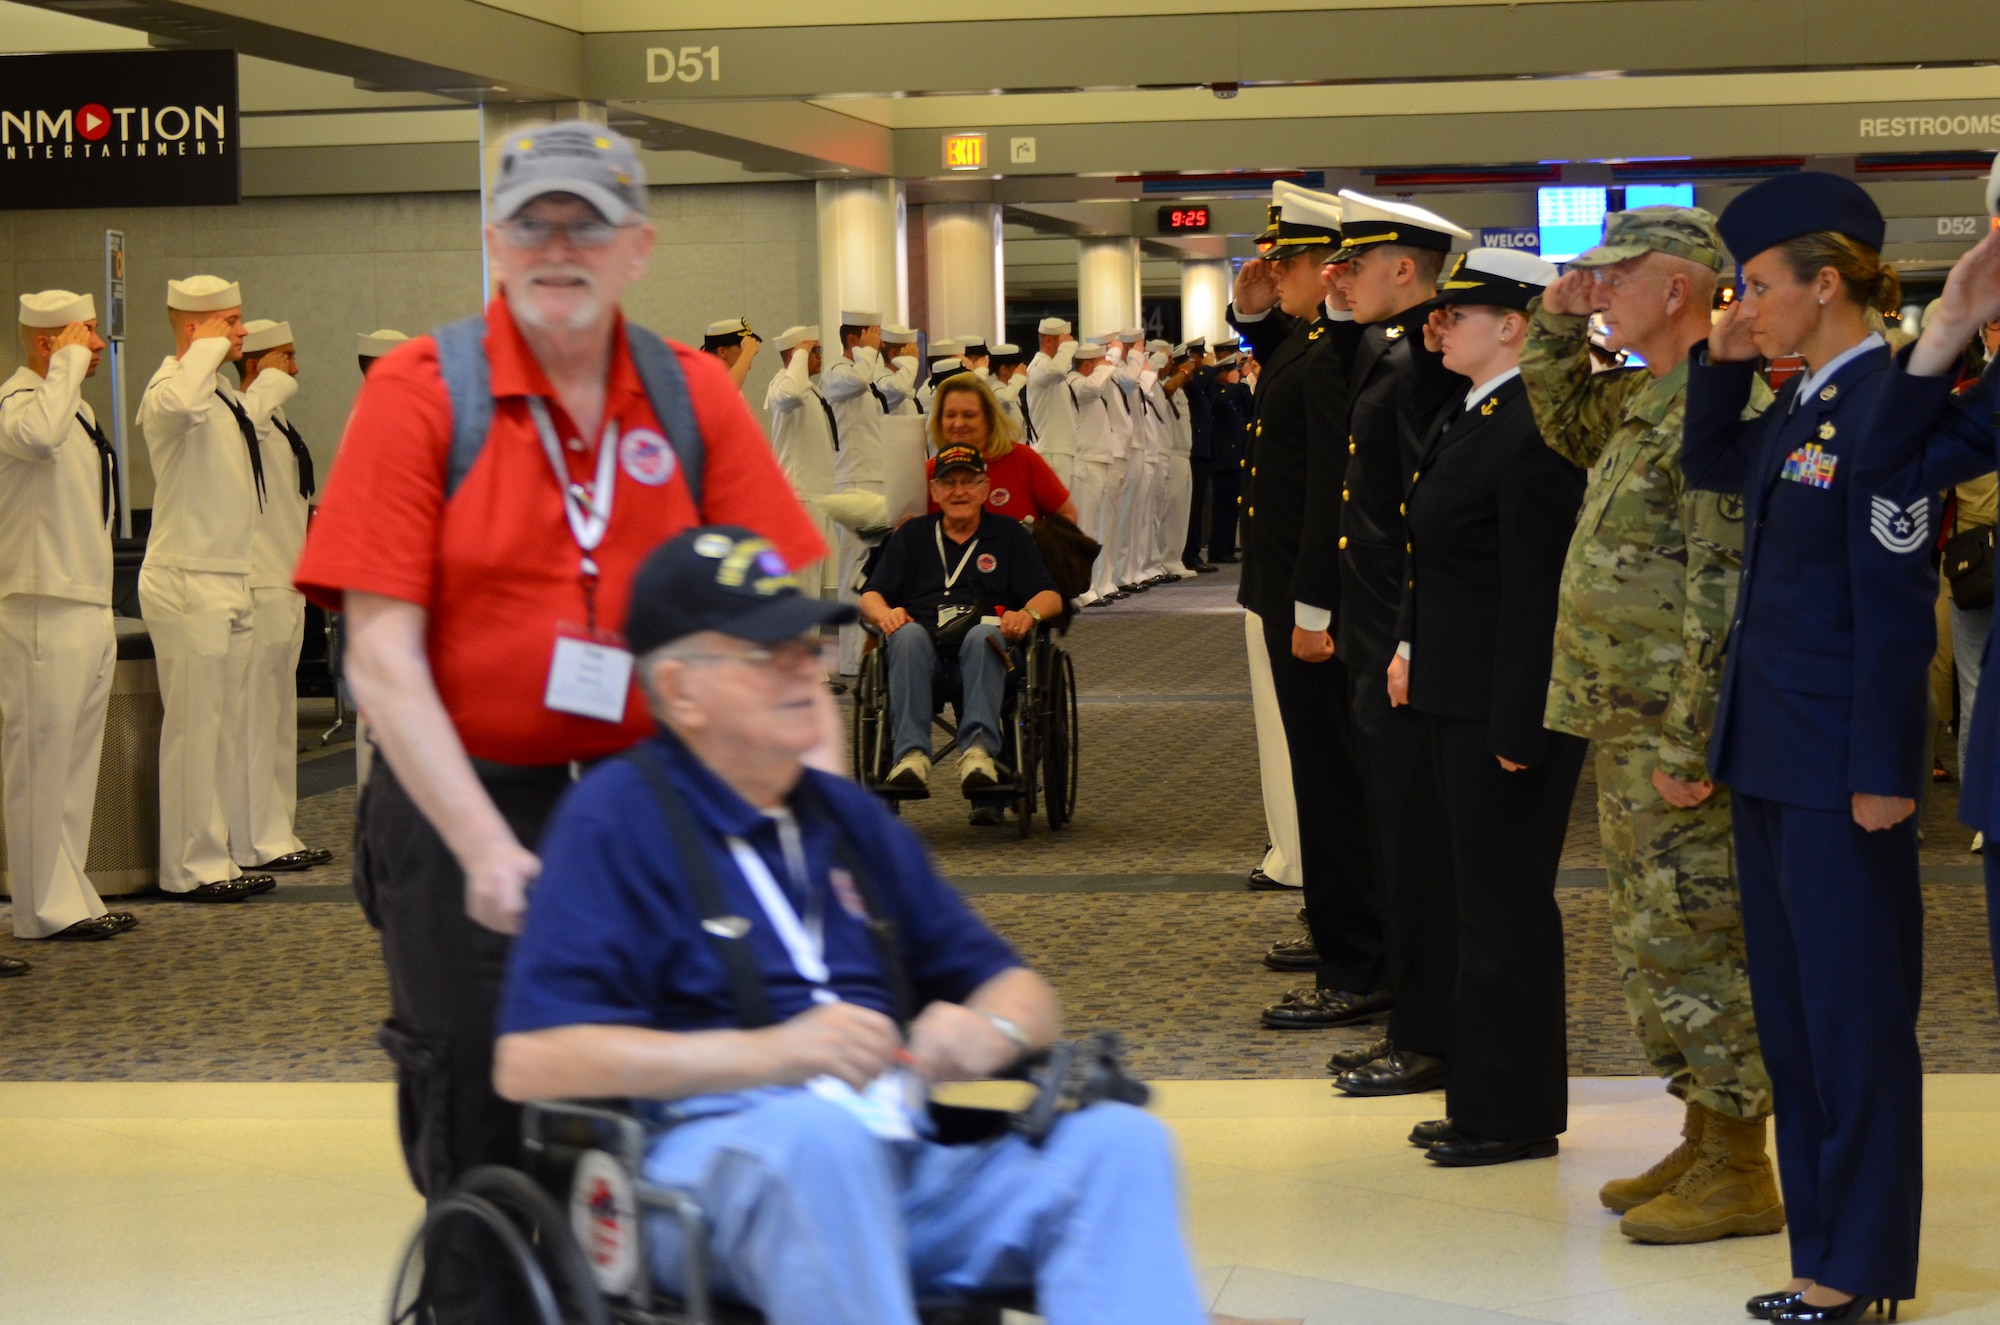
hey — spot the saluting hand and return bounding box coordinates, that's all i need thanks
[1422,309,1449,355]
[1541,269,1597,318]
[1910,228,2000,377]
[190,313,236,344]
[1233,258,1280,316]
[1706,299,1760,363]
[51,322,96,354]
[1852,793,1916,832]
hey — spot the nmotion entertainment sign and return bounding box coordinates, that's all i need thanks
[1,49,240,210]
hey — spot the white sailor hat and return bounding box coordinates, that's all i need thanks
[1333,190,1473,258]
[990,343,1026,366]
[774,325,819,352]
[1170,342,1190,360]
[1037,317,1072,336]
[357,328,409,358]
[168,275,242,312]
[1432,248,1559,312]
[958,338,990,358]
[928,357,966,385]
[1073,339,1107,358]
[1116,327,1143,341]
[1147,338,1171,354]
[18,290,96,327]
[241,320,294,353]
[838,309,883,327]
[1256,181,1344,260]
[882,325,919,343]
[929,338,962,358]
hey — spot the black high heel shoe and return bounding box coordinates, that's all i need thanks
[1747,1290,1805,1320]
[1771,1296,1899,1323]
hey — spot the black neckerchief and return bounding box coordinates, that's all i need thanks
[1020,383,1036,441]
[273,412,315,499]
[813,387,841,451]
[869,383,890,414]
[73,410,120,528]
[219,392,267,510]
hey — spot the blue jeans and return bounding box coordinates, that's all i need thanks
[884,620,1006,761]
[1951,601,1993,779]
[640,1091,1206,1325]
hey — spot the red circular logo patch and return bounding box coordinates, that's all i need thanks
[618,429,675,486]
[976,553,997,573]
[989,487,1012,507]
[76,104,111,142]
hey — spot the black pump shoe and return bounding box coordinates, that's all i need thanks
[1747,1291,1806,1320]
[1771,1298,1897,1324]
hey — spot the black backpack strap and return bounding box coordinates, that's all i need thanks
[623,747,773,1030]
[433,314,493,500]
[625,323,706,508]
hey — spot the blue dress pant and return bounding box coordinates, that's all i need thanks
[641,1091,1207,1325]
[1732,793,1924,1301]
[885,621,1006,762]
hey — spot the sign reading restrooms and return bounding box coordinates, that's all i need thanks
[0,49,240,210]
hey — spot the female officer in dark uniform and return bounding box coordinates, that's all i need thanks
[1682,173,1933,1323]
[1380,249,1588,1166]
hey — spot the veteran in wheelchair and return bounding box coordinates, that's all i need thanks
[854,444,1076,831]
[404,525,1215,1325]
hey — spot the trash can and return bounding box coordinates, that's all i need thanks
[0,617,162,898]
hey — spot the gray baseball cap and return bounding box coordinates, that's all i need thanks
[491,122,649,224]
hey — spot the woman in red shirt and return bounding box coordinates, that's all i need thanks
[926,372,1077,524]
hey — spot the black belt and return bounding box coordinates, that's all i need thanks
[468,757,586,786]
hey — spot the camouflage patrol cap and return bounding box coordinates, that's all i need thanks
[1568,206,1727,273]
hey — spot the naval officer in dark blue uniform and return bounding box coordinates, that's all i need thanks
[1682,173,1933,1324]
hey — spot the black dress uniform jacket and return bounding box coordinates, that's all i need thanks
[1397,375,1586,764]
[1338,306,1467,674]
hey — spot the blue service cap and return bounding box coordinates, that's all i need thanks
[624,526,853,656]
[1718,172,1885,264]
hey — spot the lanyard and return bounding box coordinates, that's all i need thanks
[527,396,620,628]
[936,522,979,590]
[726,834,836,1004]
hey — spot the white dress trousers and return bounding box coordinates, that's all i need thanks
[231,585,306,867]
[0,597,115,936]
[1243,609,1304,887]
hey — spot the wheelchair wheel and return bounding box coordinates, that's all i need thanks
[851,648,889,788]
[1044,647,1078,831]
[1011,644,1041,840]
[389,1166,612,1325]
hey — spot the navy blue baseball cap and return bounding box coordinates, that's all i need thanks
[624,526,854,655]
[1718,172,1886,264]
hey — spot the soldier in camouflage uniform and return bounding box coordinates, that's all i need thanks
[1520,207,1784,1246]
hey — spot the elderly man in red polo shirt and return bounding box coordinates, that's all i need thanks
[294,122,827,1207]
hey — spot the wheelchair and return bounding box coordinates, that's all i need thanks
[850,622,1078,838]
[388,1036,1148,1325]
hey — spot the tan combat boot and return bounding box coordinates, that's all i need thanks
[1618,1106,1786,1244]
[1599,1100,1705,1213]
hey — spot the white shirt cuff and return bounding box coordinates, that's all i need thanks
[1294,602,1332,633]
[1396,641,1412,661]
[1231,304,1270,323]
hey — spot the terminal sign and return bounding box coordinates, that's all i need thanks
[943,133,987,171]
[1481,228,1541,253]
[0,49,238,210]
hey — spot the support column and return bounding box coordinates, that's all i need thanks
[816,179,906,336]
[1180,258,1232,345]
[479,102,609,299]
[1077,237,1140,339]
[922,202,1004,345]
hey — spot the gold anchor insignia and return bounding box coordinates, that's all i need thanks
[1819,422,1837,441]
[1480,397,1498,416]
[1384,325,1405,340]
[1820,384,1838,402]
[1309,327,1324,340]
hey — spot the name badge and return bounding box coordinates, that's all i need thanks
[806,1068,923,1141]
[1779,443,1839,490]
[545,625,634,722]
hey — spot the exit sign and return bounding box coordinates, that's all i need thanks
[942,133,987,171]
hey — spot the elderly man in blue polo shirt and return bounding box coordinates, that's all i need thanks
[493,525,1209,1325]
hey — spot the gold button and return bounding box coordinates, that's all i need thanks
[1342,487,1350,501]
[1406,541,1413,553]
[1247,506,1255,517]
[1412,470,1420,482]
[1240,459,1247,468]
[1349,434,1355,443]
[1407,579,1415,589]
[1237,496,1244,505]
[1256,423,1263,436]
[1339,536,1349,549]
[1348,441,1356,455]
[1399,502,1407,515]
[1251,467,1257,476]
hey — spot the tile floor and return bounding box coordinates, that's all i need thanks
[2,1077,1995,1324]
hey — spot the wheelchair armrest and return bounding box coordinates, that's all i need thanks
[522,1098,650,1172]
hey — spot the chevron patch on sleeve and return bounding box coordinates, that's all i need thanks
[1869,496,1930,554]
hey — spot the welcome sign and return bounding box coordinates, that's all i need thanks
[0,49,240,210]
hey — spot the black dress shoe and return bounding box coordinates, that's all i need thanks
[1263,936,1318,971]
[238,874,277,896]
[1425,1133,1559,1167]
[0,957,30,977]
[1192,562,1219,574]
[968,805,1003,827]
[1246,869,1299,892]
[252,848,333,872]
[166,881,256,903]
[1328,1036,1392,1073]
[1337,1049,1448,1097]
[47,916,123,941]
[1261,988,1392,1029]
[1771,1297,1897,1323]
[103,911,140,933]
[1748,1291,1806,1321]
[1408,1117,1457,1148]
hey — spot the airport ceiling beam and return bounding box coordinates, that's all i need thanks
[582,0,2000,103]
[606,100,894,176]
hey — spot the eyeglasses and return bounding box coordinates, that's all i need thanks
[933,474,986,491]
[498,216,629,250]
[675,638,823,670]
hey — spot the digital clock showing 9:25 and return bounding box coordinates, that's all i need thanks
[1158,206,1211,233]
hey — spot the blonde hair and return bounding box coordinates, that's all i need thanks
[1777,231,1902,315]
[925,371,1021,459]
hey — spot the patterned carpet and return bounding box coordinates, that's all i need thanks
[3,567,1995,1082]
